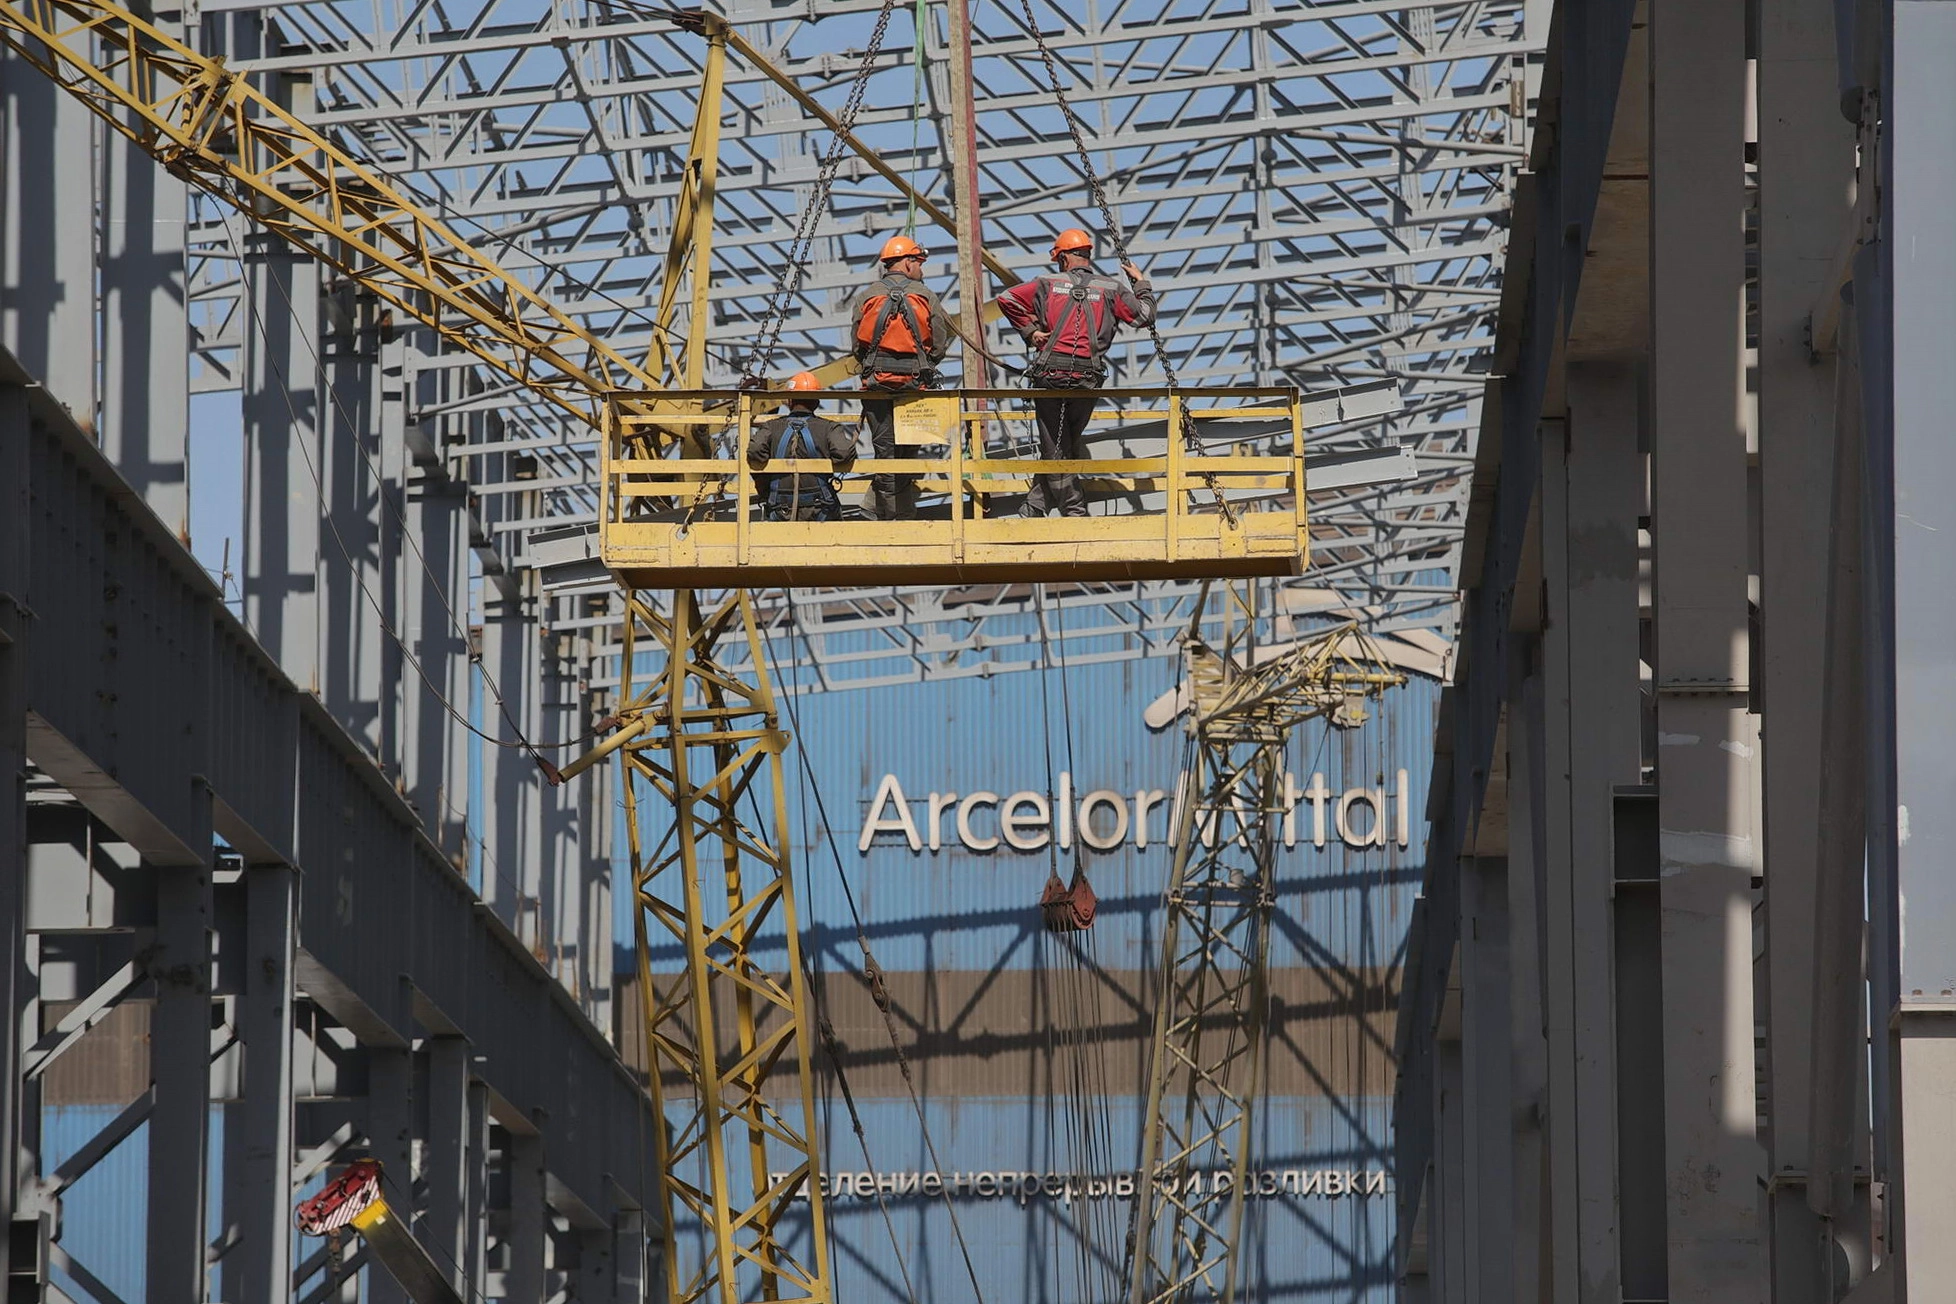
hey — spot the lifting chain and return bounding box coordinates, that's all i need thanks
[741,0,906,385]
[665,0,902,531]
[1010,0,1238,525]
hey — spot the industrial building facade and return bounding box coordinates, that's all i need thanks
[1394,0,1951,1300]
[623,656,1440,1304]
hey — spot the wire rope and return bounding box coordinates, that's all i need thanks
[1002,0,1237,521]
[904,0,931,236]
[761,591,993,1304]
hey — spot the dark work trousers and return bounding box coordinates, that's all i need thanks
[1022,393,1097,517]
[860,390,919,520]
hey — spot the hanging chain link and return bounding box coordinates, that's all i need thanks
[660,0,902,530]
[742,0,906,385]
[1011,0,1238,523]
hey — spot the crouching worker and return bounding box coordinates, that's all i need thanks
[851,234,952,520]
[748,372,856,522]
[996,228,1156,517]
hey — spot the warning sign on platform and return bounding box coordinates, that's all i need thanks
[892,395,961,446]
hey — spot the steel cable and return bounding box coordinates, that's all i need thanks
[1004,0,1237,523]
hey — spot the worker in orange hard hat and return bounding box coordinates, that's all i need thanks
[747,372,857,522]
[848,234,953,520]
[996,227,1156,517]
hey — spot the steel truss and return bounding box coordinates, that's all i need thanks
[171,0,1534,664]
[594,590,832,1304]
[1125,594,1400,1304]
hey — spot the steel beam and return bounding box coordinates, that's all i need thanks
[0,47,93,420]
[1503,673,1548,1304]
[1457,854,1513,1302]
[464,1079,490,1297]
[99,125,190,539]
[1756,0,1862,1291]
[396,332,473,864]
[8,347,655,1239]
[242,230,325,692]
[507,1130,547,1303]
[1547,364,1642,1304]
[147,849,215,1304]
[1649,0,1767,1295]
[225,862,298,1303]
[426,1036,471,1296]
[365,1045,416,1304]
[0,383,30,1293]
[1882,2,1956,1292]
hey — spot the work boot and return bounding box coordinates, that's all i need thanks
[895,479,921,521]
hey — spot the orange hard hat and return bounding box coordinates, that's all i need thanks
[787,372,820,391]
[1050,228,1094,258]
[879,234,929,263]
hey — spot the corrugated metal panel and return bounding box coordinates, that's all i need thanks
[625,646,1439,977]
[42,1106,227,1304]
[661,1094,1395,1304]
[622,642,1433,1301]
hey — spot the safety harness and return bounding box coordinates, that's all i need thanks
[764,415,840,520]
[1026,270,1115,388]
[858,274,936,388]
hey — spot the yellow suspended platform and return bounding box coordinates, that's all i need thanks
[600,386,1318,588]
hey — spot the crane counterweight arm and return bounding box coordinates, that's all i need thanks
[0,0,664,433]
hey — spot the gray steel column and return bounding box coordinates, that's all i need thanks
[464,1080,490,1294]
[1649,0,1767,1295]
[1756,0,1861,1293]
[390,333,469,860]
[607,1208,648,1304]
[242,229,324,691]
[225,863,297,1302]
[578,1226,618,1304]
[1544,367,1642,1303]
[366,1046,415,1304]
[1458,853,1513,1302]
[1504,676,1548,1304]
[320,282,389,759]
[1433,1034,1466,1304]
[0,384,29,1291]
[0,49,94,416]
[99,125,190,538]
[477,597,538,931]
[507,1130,546,1302]
[426,1037,471,1294]
[1883,2,1956,1293]
[147,835,215,1304]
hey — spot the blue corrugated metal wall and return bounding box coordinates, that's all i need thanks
[625,645,1435,974]
[41,1106,230,1303]
[634,635,1438,1304]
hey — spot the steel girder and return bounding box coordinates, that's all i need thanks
[172,0,1531,671]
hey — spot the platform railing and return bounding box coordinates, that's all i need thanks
[600,386,1313,586]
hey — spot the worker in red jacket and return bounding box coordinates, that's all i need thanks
[996,229,1157,517]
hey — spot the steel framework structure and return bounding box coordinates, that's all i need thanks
[1125,602,1400,1304]
[0,0,1533,1300]
[175,0,1534,667]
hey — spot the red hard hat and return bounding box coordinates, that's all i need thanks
[1050,228,1094,258]
[787,372,820,391]
[880,234,929,262]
